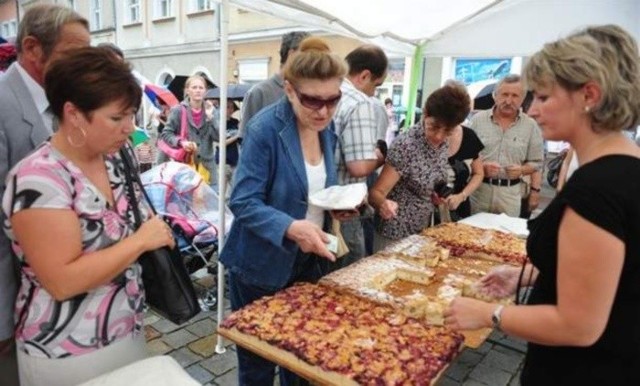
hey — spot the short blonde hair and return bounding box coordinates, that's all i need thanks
[524,24,640,132]
[283,37,347,85]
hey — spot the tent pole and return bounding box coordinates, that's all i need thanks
[215,0,229,355]
[405,42,425,129]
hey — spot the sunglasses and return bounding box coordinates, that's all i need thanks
[293,86,342,111]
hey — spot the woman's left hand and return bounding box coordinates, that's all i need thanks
[431,193,447,206]
[443,297,494,331]
[446,193,466,210]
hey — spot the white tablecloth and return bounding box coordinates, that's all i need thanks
[458,212,529,238]
[79,356,199,386]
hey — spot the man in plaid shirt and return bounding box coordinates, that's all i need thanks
[327,45,388,272]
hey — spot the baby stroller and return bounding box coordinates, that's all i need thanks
[141,161,234,311]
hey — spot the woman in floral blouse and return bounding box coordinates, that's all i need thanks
[369,85,471,251]
[2,47,175,386]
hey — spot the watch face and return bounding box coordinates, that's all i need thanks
[492,305,503,327]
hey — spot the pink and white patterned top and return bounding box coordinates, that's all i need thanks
[2,142,151,359]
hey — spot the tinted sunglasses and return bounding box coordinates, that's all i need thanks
[293,86,342,111]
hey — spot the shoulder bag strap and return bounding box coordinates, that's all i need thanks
[120,148,158,230]
[180,106,188,141]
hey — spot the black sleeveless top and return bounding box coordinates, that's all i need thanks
[522,155,640,385]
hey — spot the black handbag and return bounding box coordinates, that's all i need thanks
[120,148,201,325]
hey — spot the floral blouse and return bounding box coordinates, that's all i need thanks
[376,124,448,239]
[2,142,151,359]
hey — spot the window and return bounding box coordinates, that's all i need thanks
[1,20,18,38]
[90,0,102,30]
[191,0,213,12]
[155,0,174,19]
[237,59,269,84]
[159,73,174,87]
[127,0,141,23]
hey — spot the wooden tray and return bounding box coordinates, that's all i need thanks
[218,327,357,386]
[462,328,493,349]
[218,327,452,386]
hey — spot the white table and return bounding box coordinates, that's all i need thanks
[79,356,199,386]
[458,212,529,238]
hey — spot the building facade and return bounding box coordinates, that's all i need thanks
[13,0,409,118]
[0,0,18,41]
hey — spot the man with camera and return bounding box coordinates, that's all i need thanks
[469,75,544,217]
[369,85,470,251]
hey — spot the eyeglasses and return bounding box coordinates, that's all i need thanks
[423,118,455,134]
[292,86,342,111]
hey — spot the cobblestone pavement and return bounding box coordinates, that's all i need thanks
[143,181,556,385]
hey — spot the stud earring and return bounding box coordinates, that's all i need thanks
[584,106,591,113]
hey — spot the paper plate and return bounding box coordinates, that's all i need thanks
[308,183,367,210]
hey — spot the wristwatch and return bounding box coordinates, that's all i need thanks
[491,305,505,330]
[530,186,541,193]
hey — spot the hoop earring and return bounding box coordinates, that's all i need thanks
[66,125,87,148]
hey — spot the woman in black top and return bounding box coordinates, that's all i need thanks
[445,124,484,219]
[443,25,640,385]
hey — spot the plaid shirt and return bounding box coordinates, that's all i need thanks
[333,79,383,184]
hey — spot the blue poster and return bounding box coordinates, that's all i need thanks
[454,58,512,85]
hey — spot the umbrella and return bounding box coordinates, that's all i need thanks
[144,84,180,109]
[468,79,533,111]
[0,42,17,72]
[467,79,496,111]
[130,127,150,146]
[167,75,216,101]
[205,83,252,100]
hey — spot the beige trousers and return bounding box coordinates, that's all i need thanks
[470,183,522,217]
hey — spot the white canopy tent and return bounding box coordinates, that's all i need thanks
[228,0,640,57]
[213,0,639,353]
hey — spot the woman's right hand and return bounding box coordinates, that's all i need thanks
[285,220,335,262]
[136,216,176,251]
[479,265,520,298]
[378,199,398,220]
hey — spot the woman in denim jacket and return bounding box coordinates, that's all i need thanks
[220,37,351,386]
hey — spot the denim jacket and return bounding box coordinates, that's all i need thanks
[219,97,338,290]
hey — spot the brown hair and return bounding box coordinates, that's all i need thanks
[345,44,388,79]
[282,37,347,85]
[423,85,471,128]
[45,46,141,121]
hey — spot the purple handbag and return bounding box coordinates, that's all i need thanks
[157,106,188,162]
